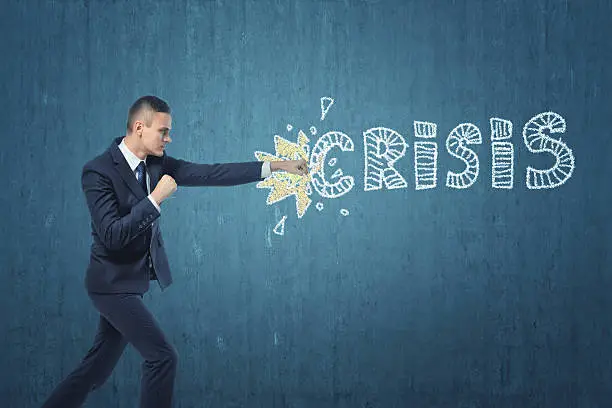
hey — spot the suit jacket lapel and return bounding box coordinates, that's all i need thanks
[109,137,162,242]
[110,137,147,200]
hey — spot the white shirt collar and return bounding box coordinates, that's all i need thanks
[118,137,145,172]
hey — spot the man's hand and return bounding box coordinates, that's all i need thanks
[271,159,309,176]
[151,175,177,205]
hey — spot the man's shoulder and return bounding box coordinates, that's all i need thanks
[82,146,114,174]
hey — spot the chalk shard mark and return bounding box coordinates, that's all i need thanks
[273,215,287,236]
[320,97,334,121]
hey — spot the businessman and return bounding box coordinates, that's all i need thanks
[41,95,308,408]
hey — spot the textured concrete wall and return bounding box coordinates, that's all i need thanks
[1,0,611,407]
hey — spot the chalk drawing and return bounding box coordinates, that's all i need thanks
[305,183,312,196]
[413,120,438,190]
[492,142,514,189]
[491,117,513,141]
[255,131,313,218]
[273,215,287,235]
[414,120,437,139]
[446,123,482,189]
[321,97,334,121]
[310,131,355,198]
[414,142,438,190]
[255,103,574,231]
[490,118,514,189]
[363,127,408,191]
[523,112,574,189]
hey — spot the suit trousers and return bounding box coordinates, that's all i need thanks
[41,292,178,408]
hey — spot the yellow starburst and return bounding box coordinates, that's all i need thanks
[254,130,317,218]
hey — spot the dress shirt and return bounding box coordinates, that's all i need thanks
[118,139,161,212]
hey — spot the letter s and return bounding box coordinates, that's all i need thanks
[523,112,575,189]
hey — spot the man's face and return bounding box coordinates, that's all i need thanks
[137,112,172,157]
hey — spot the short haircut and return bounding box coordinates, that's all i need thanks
[126,95,171,133]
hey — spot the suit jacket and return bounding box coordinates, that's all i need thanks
[81,136,265,294]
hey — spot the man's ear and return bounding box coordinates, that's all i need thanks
[133,121,143,137]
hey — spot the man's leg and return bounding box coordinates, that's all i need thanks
[89,292,178,408]
[41,314,128,408]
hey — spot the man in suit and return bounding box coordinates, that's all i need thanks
[41,95,308,408]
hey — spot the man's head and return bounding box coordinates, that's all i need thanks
[125,95,172,158]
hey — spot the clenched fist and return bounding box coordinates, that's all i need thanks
[271,159,309,176]
[151,174,177,205]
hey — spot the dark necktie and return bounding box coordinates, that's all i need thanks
[135,160,158,281]
[135,161,148,194]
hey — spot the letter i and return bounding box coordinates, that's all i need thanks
[490,118,514,189]
[413,121,438,190]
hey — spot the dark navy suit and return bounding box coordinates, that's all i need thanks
[41,136,266,408]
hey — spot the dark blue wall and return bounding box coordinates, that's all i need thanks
[2,0,611,407]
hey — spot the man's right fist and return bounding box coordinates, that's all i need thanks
[151,174,177,205]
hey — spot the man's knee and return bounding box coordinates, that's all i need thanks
[159,343,178,367]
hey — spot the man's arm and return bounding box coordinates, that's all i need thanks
[82,165,160,251]
[163,155,268,187]
[162,154,309,187]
